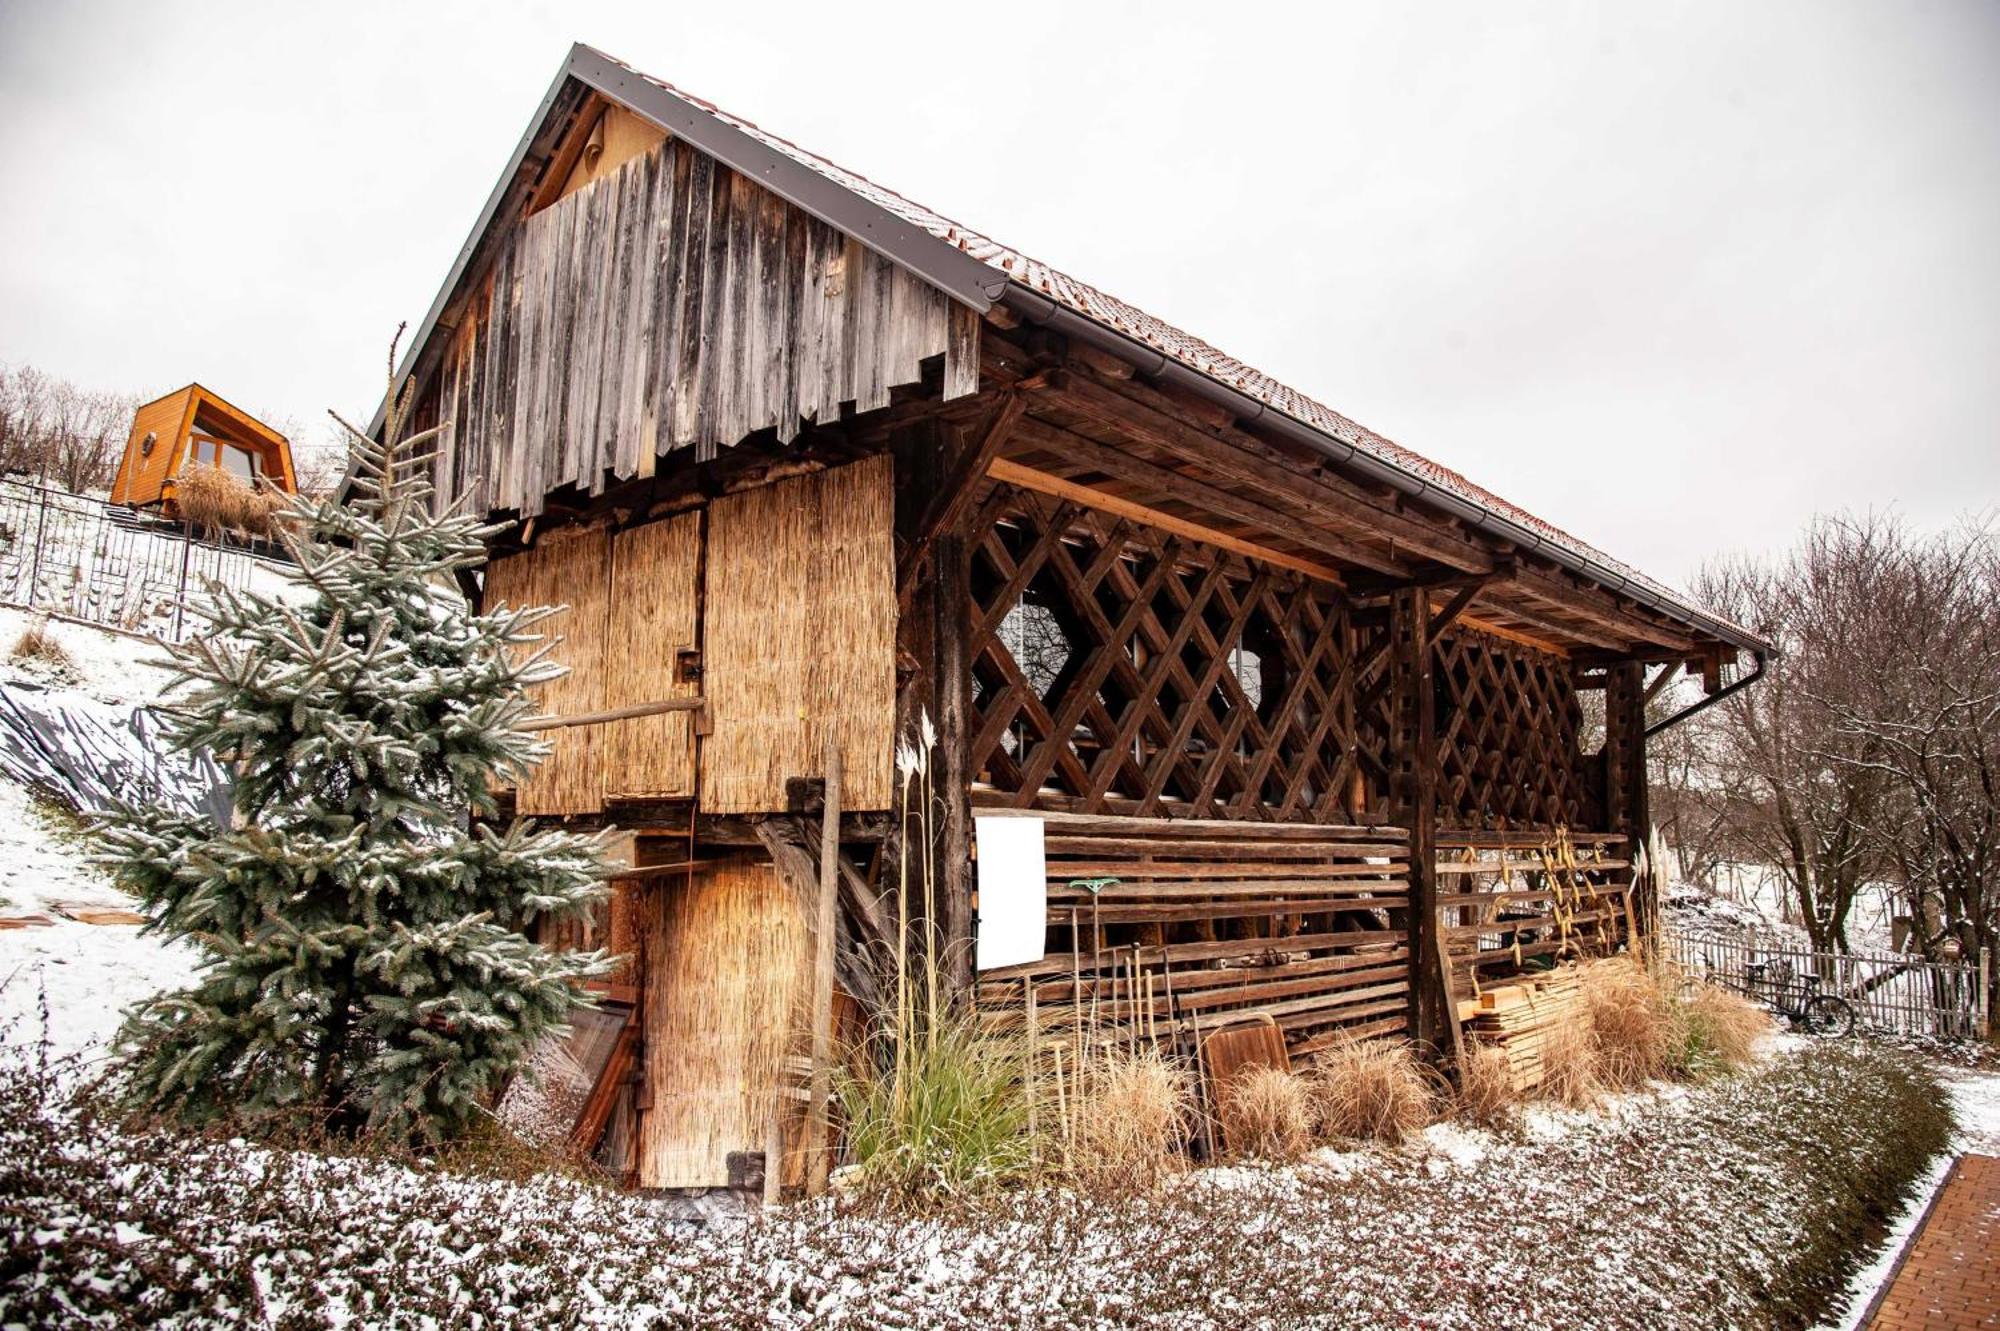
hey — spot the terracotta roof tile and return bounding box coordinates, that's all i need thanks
[602,52,1746,637]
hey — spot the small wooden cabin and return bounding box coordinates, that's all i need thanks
[111,384,296,511]
[375,45,1769,1190]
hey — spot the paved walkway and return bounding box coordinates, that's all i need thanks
[1864,1153,2000,1330]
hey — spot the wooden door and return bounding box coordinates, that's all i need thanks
[636,860,811,1187]
[481,510,701,813]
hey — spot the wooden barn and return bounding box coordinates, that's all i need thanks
[374,45,1768,1190]
[110,383,296,511]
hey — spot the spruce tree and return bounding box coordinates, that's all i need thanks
[97,411,612,1141]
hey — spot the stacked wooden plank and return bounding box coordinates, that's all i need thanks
[975,809,1413,1057]
[1458,967,1585,1093]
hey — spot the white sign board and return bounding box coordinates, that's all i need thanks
[974,814,1047,972]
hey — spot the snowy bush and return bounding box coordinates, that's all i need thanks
[0,1037,1952,1329]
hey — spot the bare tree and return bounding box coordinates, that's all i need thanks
[1805,516,1998,980]
[1686,525,1895,951]
[0,363,135,493]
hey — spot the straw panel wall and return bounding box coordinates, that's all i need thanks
[700,454,894,813]
[637,860,810,1188]
[484,525,612,814]
[604,512,701,800]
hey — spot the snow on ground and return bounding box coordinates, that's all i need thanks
[0,775,199,1072]
[0,609,199,1070]
[0,602,179,704]
[0,612,1983,1329]
[2,1039,1953,1330]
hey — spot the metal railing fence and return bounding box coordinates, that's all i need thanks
[1667,929,1990,1040]
[0,479,263,641]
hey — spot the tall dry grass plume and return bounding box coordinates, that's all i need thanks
[1305,1038,1434,1144]
[837,711,1044,1202]
[1069,1047,1192,1193]
[1218,1066,1313,1161]
[174,465,286,539]
[1454,1044,1521,1127]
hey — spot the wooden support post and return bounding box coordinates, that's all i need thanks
[932,531,974,995]
[762,1106,784,1209]
[1390,588,1452,1058]
[1604,660,1653,946]
[890,418,974,1000]
[805,741,841,1197]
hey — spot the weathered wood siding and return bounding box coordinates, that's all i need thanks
[434,136,979,517]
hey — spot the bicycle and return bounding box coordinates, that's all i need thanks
[1737,958,1858,1037]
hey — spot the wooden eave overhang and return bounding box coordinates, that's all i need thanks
[365,42,1768,669]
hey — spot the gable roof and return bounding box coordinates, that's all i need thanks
[385,43,1764,655]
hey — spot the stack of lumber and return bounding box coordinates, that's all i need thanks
[974,810,1414,1055]
[1458,967,1584,1093]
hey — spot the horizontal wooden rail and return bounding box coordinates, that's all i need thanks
[521,696,703,732]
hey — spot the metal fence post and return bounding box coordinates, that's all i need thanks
[172,517,194,642]
[26,482,49,610]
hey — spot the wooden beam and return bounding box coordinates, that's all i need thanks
[1461,593,1626,654]
[1642,662,1682,708]
[1011,413,1405,576]
[805,742,841,1197]
[896,391,1025,606]
[1050,368,1495,573]
[1509,566,1698,652]
[986,458,1345,586]
[521,696,703,731]
[1427,575,1497,639]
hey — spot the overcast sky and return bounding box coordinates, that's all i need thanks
[2,0,1994,586]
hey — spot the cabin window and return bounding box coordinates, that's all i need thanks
[221,444,258,482]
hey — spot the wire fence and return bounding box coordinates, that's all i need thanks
[0,478,265,641]
[1666,929,1990,1040]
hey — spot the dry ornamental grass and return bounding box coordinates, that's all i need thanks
[1304,1038,1434,1144]
[8,621,72,672]
[1579,956,1674,1089]
[1454,1044,1521,1127]
[1070,1047,1193,1193]
[173,465,286,539]
[1218,1066,1313,1161]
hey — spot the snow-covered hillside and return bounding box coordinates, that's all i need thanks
[0,608,198,1068]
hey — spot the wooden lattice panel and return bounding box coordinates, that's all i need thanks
[1432,627,1589,829]
[966,484,1362,822]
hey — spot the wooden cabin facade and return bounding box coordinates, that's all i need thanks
[110,383,296,511]
[377,46,1768,1190]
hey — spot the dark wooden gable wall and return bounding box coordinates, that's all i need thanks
[431,134,980,517]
